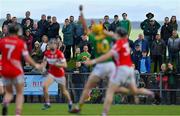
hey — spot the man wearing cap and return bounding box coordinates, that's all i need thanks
[120,13,132,36]
[140,12,160,47]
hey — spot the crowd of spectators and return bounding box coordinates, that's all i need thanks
[0,11,180,104]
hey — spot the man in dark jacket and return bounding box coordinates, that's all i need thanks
[151,34,166,72]
[21,11,34,29]
[140,13,160,47]
[70,16,77,57]
[168,30,180,73]
[132,44,142,70]
[109,15,121,32]
[47,16,60,39]
[38,14,48,37]
[2,13,12,29]
[134,33,149,53]
[62,18,73,61]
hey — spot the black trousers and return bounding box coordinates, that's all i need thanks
[169,84,177,104]
[65,45,73,61]
[152,55,163,72]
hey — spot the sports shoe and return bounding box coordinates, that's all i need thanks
[69,107,81,114]
[41,104,51,110]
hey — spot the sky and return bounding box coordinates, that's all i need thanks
[0,0,179,22]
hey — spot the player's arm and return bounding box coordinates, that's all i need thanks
[103,30,118,40]
[55,59,67,68]
[84,50,113,65]
[79,5,90,35]
[41,56,48,68]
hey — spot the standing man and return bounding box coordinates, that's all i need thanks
[120,13,132,36]
[109,15,121,32]
[21,11,34,29]
[103,15,111,31]
[151,34,166,72]
[0,24,41,116]
[62,19,74,61]
[47,16,60,39]
[38,14,48,37]
[2,14,12,29]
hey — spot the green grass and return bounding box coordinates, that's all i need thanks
[3,103,180,115]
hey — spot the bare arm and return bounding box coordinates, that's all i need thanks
[24,55,39,69]
[55,60,67,68]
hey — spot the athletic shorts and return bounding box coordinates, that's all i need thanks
[110,66,136,87]
[47,73,66,86]
[2,75,24,86]
[91,62,116,79]
[0,78,3,86]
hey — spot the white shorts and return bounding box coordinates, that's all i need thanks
[91,62,116,79]
[2,75,24,86]
[0,78,3,86]
[110,66,136,87]
[47,73,66,86]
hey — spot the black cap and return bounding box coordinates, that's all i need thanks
[146,12,154,19]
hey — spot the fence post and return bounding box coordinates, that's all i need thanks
[159,73,162,98]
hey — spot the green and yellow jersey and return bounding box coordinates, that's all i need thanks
[88,33,113,62]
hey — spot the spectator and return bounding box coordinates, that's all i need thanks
[169,16,178,30]
[2,13,12,29]
[58,40,66,53]
[47,16,51,24]
[0,25,9,38]
[156,64,168,104]
[103,15,111,30]
[24,29,33,53]
[38,14,48,37]
[120,13,132,36]
[71,62,84,102]
[139,51,151,73]
[128,38,134,52]
[31,22,41,43]
[168,30,180,72]
[62,18,74,61]
[166,63,177,104]
[74,48,81,61]
[109,15,121,32]
[161,17,173,45]
[40,35,49,53]
[47,16,60,39]
[22,19,32,35]
[12,17,21,27]
[78,34,92,53]
[151,34,166,72]
[69,16,77,57]
[140,13,160,47]
[31,41,43,63]
[132,44,142,71]
[77,45,91,62]
[21,11,34,28]
[74,16,84,46]
[134,33,149,53]
[77,45,91,72]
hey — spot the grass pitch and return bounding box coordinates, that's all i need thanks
[1,103,180,116]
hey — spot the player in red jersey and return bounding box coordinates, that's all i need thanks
[0,24,41,116]
[85,28,154,116]
[41,39,73,111]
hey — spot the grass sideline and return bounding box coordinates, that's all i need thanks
[2,103,180,115]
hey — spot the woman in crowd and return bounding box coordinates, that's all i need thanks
[31,41,43,63]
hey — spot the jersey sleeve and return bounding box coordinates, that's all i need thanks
[58,51,66,63]
[22,42,29,57]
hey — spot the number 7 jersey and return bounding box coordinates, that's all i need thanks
[0,35,29,78]
[111,38,133,67]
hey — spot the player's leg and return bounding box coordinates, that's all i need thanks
[2,82,13,116]
[59,78,73,111]
[42,75,54,110]
[14,82,24,116]
[70,74,100,113]
[102,82,119,116]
